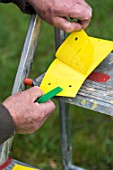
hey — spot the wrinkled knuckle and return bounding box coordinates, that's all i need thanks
[29,122,38,133]
[32,114,39,122]
[36,110,45,121]
[37,115,43,121]
[51,18,57,26]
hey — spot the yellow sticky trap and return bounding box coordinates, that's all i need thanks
[56,30,94,74]
[12,164,37,170]
[40,30,113,97]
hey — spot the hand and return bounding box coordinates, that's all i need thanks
[27,0,92,32]
[3,86,55,134]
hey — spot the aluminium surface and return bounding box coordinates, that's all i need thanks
[35,52,113,116]
[0,14,42,165]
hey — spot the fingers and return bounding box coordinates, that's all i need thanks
[3,85,56,135]
[68,1,92,30]
[16,100,56,134]
[40,100,56,117]
[52,15,92,33]
[53,17,82,33]
[67,1,92,21]
[27,100,56,133]
[27,0,92,32]
[56,1,92,32]
[78,19,91,30]
[34,99,56,120]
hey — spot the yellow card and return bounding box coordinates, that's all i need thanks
[56,30,94,74]
[12,164,37,170]
[40,30,113,97]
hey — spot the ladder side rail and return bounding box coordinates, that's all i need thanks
[0,14,42,165]
[54,28,72,170]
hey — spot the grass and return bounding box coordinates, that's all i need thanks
[1,1,113,170]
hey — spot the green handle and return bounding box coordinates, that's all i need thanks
[36,86,63,103]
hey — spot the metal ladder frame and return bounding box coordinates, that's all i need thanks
[0,14,85,170]
[0,14,42,165]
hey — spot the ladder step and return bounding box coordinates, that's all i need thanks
[35,53,113,116]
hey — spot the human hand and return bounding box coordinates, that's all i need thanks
[3,86,55,134]
[27,0,92,32]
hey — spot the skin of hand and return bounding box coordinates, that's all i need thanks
[3,86,55,134]
[27,0,92,32]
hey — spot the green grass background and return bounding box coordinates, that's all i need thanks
[1,1,113,169]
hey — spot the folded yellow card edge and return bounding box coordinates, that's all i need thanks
[40,31,113,97]
[56,30,94,75]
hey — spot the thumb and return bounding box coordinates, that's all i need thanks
[25,86,44,102]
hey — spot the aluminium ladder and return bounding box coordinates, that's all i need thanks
[1,14,113,170]
[0,14,42,169]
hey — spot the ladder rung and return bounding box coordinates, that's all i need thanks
[35,53,113,116]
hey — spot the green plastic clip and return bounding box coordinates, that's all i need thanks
[36,86,63,103]
[67,17,78,22]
